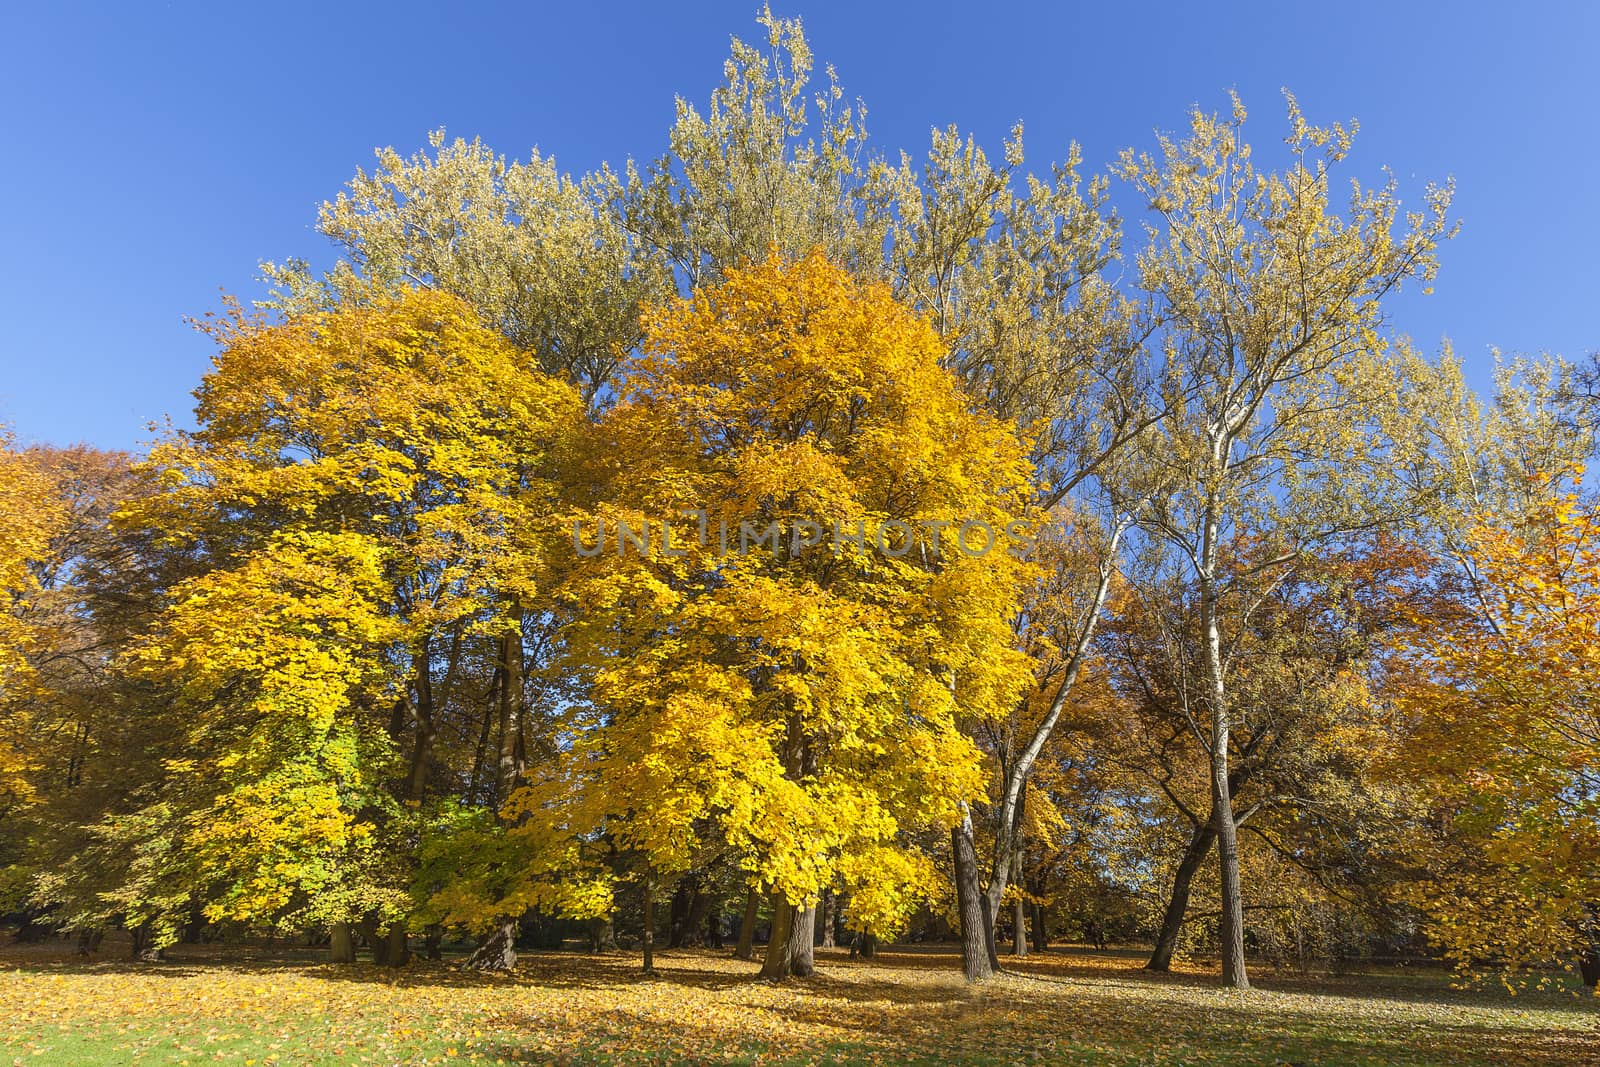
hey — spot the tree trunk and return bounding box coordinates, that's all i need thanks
[1578,941,1600,987]
[328,921,356,964]
[463,619,528,975]
[462,918,517,972]
[12,907,53,943]
[1212,761,1248,988]
[975,530,1125,954]
[787,905,816,977]
[1012,893,1028,957]
[641,881,657,975]
[952,812,995,981]
[382,925,410,968]
[759,896,795,980]
[734,888,758,961]
[669,882,693,948]
[589,914,617,953]
[685,887,710,948]
[1200,511,1248,991]
[1030,903,1047,952]
[129,922,165,963]
[75,929,104,956]
[820,889,837,949]
[705,897,725,949]
[496,624,525,810]
[1147,818,1217,971]
[981,892,1001,970]
[423,925,443,961]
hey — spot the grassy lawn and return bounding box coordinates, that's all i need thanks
[1,943,1594,1067]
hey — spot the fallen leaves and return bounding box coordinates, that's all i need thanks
[0,945,1594,1067]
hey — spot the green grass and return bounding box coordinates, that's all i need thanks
[1,942,1594,1066]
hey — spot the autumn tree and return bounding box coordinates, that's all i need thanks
[543,250,1036,979]
[1116,93,1454,987]
[0,447,167,944]
[63,290,583,963]
[1106,533,1433,971]
[1393,469,1600,986]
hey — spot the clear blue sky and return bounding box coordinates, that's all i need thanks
[2,1,1596,451]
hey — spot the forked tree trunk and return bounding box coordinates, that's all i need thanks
[328,921,356,964]
[787,905,816,977]
[952,812,995,981]
[759,896,795,980]
[466,622,527,974]
[734,888,758,961]
[1147,818,1217,971]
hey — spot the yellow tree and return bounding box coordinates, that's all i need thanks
[1394,468,1600,987]
[545,249,1037,978]
[0,434,65,814]
[106,289,581,962]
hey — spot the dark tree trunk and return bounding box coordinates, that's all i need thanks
[12,907,53,943]
[641,883,657,975]
[787,905,816,977]
[1030,903,1047,953]
[759,896,795,980]
[182,898,207,944]
[820,889,837,949]
[461,918,517,972]
[1147,817,1217,971]
[981,891,1001,970]
[669,882,693,948]
[328,921,356,964]
[589,914,617,953]
[1214,785,1248,989]
[705,898,725,949]
[684,887,710,948]
[734,888,758,961]
[1579,945,1600,988]
[465,665,501,805]
[382,925,410,968]
[129,922,165,963]
[952,813,995,981]
[423,925,443,961]
[464,621,529,975]
[1012,892,1028,957]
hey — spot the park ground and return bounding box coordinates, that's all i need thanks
[1,942,1596,1067]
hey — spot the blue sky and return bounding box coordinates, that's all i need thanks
[2,1,1596,450]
